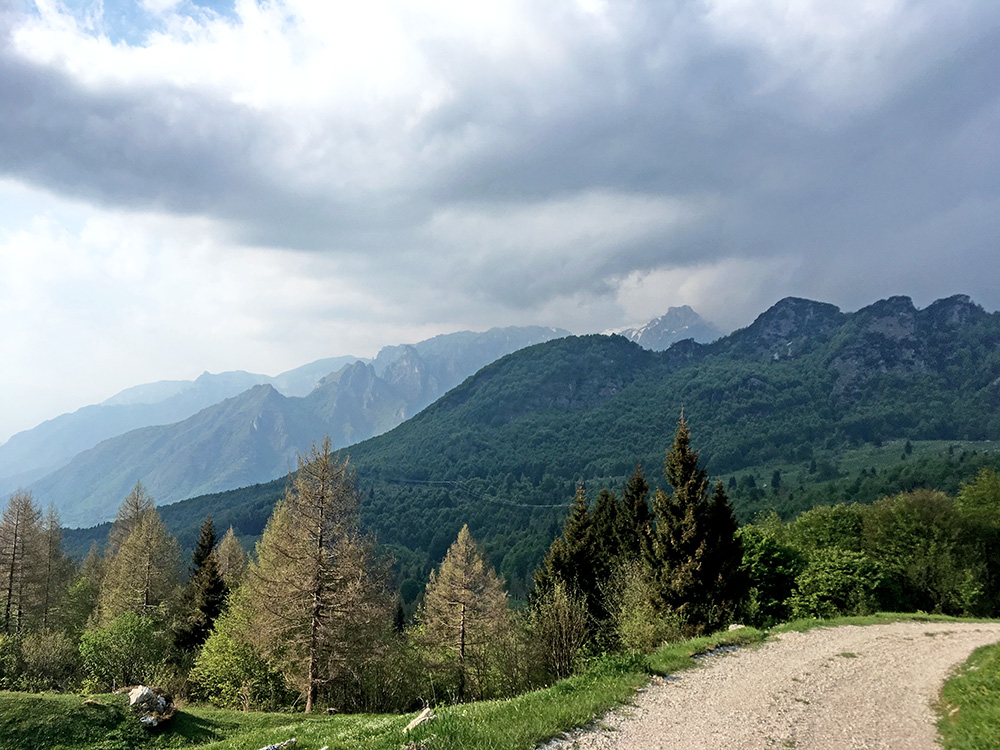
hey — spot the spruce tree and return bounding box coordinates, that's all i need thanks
[619,463,651,560]
[647,414,746,633]
[534,484,597,605]
[175,516,227,651]
[420,524,508,701]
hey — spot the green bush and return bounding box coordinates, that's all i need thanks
[605,561,682,652]
[189,608,290,711]
[787,548,881,618]
[19,629,81,691]
[529,580,589,678]
[79,612,167,692]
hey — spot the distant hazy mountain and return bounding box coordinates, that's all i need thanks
[25,326,568,525]
[609,306,723,350]
[0,357,364,497]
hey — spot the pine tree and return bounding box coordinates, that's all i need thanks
[1,490,43,634]
[215,526,246,591]
[647,414,746,633]
[175,516,227,651]
[245,438,389,713]
[420,524,508,701]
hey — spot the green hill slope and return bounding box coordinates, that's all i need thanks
[64,294,1000,597]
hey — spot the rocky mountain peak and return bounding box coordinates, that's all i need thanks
[612,306,723,351]
[923,294,987,329]
[852,296,918,341]
[732,297,844,359]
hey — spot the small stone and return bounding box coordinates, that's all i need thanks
[405,707,436,732]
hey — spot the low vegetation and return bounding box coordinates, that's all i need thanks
[4,414,1000,748]
[938,641,1000,750]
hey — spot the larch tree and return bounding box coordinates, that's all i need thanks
[62,542,104,635]
[244,438,389,713]
[36,505,74,631]
[215,525,246,591]
[647,414,745,633]
[98,497,180,624]
[107,480,155,556]
[0,490,42,634]
[420,524,508,701]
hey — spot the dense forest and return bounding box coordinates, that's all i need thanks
[5,418,1000,716]
[63,295,1000,602]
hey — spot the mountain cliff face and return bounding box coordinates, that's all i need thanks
[24,326,569,525]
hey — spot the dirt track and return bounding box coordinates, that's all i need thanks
[548,621,1000,750]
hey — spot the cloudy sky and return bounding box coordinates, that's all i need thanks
[1,0,998,443]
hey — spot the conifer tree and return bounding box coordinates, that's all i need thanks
[534,484,595,599]
[591,488,623,571]
[62,542,104,634]
[619,463,651,559]
[107,481,155,556]
[98,501,180,624]
[175,516,227,651]
[244,438,389,713]
[37,505,74,630]
[420,524,508,701]
[647,414,746,633]
[0,490,42,634]
[215,525,246,591]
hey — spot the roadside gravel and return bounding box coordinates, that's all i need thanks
[546,621,1000,750]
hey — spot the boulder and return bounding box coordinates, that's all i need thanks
[127,685,175,727]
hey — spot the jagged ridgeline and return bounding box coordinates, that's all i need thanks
[65,295,1000,598]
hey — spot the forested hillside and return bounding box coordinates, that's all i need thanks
[64,294,1000,599]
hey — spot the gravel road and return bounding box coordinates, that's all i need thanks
[548,621,1000,750]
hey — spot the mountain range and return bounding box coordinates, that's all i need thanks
[61,294,1000,599]
[4,306,726,525]
[11,326,570,525]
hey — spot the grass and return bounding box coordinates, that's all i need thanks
[0,661,648,750]
[2,614,994,750]
[645,627,767,675]
[770,611,985,634]
[938,641,1000,750]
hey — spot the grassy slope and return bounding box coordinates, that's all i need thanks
[2,616,993,750]
[938,641,1000,750]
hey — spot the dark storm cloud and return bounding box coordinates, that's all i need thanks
[1,0,999,318]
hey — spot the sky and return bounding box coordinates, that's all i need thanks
[1,0,999,444]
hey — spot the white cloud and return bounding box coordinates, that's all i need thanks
[614,255,801,331]
[1,0,998,446]
[0,179,435,441]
